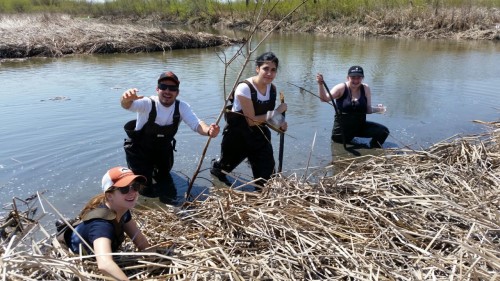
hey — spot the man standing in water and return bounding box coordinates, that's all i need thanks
[120,71,220,202]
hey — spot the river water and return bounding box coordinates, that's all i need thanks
[1,31,498,217]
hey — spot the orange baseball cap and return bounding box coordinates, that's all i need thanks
[101,167,146,192]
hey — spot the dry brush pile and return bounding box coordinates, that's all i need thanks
[1,120,499,280]
[0,13,240,59]
[248,6,500,40]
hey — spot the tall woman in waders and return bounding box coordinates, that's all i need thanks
[317,66,389,148]
[211,52,288,188]
[67,167,151,281]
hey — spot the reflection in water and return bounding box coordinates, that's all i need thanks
[139,172,178,205]
[330,139,397,162]
[0,32,498,214]
[138,171,211,207]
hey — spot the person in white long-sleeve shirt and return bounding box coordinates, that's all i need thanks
[120,71,220,200]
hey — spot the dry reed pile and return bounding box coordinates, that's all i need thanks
[1,121,499,280]
[312,6,500,40]
[0,14,239,59]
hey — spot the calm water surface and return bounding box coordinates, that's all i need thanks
[1,32,498,217]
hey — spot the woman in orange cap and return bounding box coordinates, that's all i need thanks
[67,166,150,280]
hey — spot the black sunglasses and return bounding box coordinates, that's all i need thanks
[112,182,143,194]
[158,84,179,91]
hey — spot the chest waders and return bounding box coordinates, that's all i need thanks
[123,99,180,186]
[55,208,125,254]
[218,81,277,186]
[337,84,390,148]
[225,80,277,129]
[332,83,367,144]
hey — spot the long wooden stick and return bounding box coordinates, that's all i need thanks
[277,92,285,173]
[322,80,347,149]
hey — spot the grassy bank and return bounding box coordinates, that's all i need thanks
[1,0,499,40]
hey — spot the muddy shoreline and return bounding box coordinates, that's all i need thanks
[0,14,241,59]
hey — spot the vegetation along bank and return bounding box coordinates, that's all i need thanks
[1,0,499,59]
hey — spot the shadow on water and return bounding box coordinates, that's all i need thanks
[137,168,261,209]
[137,171,211,207]
[331,139,398,160]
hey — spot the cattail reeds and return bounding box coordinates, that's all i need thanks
[1,120,498,280]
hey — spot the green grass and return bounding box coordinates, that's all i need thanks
[0,0,498,21]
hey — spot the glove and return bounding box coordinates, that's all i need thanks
[266,110,285,127]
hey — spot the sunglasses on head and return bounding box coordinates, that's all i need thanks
[112,182,143,194]
[158,84,179,91]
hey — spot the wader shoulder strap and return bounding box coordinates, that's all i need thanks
[245,81,259,104]
[169,100,181,152]
[149,99,180,129]
[335,83,349,113]
[81,208,117,221]
[147,98,157,124]
[228,80,257,104]
[342,83,349,99]
[173,100,180,128]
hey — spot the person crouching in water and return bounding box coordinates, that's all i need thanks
[68,167,150,280]
[211,52,288,188]
[316,66,389,148]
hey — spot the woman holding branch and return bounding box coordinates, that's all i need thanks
[211,52,287,188]
[317,66,389,148]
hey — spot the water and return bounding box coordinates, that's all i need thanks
[1,32,498,218]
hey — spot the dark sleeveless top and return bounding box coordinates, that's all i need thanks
[333,83,367,137]
[335,83,367,114]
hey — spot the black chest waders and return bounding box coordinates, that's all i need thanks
[218,81,277,186]
[123,99,180,186]
[332,83,367,144]
[225,81,277,133]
